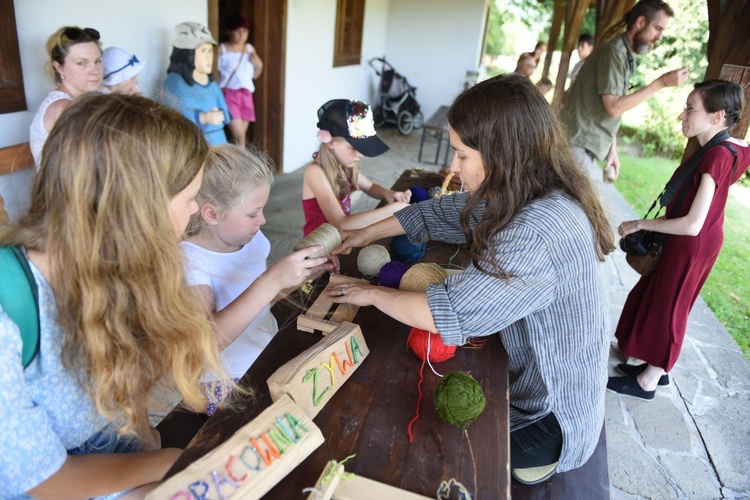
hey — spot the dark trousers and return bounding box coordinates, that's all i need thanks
[510,412,563,468]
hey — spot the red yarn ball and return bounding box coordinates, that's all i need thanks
[408,327,456,363]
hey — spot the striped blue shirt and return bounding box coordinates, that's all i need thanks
[396,191,609,472]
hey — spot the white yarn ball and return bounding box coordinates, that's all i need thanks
[357,244,391,278]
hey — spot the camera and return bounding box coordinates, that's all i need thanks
[619,230,654,256]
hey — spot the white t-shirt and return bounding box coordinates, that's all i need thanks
[180,232,277,379]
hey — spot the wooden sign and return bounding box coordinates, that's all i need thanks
[306,460,432,500]
[268,322,369,419]
[147,394,324,500]
[297,274,367,334]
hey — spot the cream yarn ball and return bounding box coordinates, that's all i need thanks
[357,244,391,278]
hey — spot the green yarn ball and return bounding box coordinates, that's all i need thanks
[433,371,486,428]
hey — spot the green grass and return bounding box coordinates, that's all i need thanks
[617,153,750,360]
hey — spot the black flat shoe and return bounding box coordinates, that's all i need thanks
[607,376,655,401]
[616,363,669,386]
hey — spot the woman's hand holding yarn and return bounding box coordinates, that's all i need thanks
[331,228,370,256]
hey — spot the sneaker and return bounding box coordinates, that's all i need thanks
[607,376,655,401]
[512,461,558,485]
[616,363,669,386]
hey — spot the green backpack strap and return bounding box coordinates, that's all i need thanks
[0,246,40,368]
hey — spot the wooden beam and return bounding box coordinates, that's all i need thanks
[595,0,635,44]
[552,0,590,111]
[542,0,566,80]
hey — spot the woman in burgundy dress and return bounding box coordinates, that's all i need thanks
[608,80,749,400]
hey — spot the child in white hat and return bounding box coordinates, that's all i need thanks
[102,47,145,95]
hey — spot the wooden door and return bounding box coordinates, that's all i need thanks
[211,0,287,172]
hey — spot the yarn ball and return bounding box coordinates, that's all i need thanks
[434,371,486,428]
[408,327,456,363]
[410,186,429,203]
[390,234,426,264]
[379,261,408,288]
[294,223,342,259]
[427,186,442,199]
[357,244,390,278]
[399,263,448,292]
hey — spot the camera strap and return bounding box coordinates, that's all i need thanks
[642,130,734,219]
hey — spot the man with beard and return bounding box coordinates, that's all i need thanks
[560,0,689,183]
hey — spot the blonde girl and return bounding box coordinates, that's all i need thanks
[0,93,224,498]
[302,99,411,236]
[182,144,331,414]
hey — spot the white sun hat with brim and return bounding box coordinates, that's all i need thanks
[102,47,145,86]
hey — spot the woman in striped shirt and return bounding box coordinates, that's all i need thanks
[328,74,615,484]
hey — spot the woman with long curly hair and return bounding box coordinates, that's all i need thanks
[327,74,615,484]
[0,93,225,498]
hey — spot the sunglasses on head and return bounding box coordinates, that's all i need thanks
[63,27,100,41]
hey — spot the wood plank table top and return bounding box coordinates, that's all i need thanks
[165,170,510,498]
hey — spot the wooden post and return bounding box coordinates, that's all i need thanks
[146,394,324,500]
[595,0,636,44]
[552,0,591,111]
[268,322,370,419]
[542,0,566,80]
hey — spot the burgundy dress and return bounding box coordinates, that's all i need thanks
[616,141,750,372]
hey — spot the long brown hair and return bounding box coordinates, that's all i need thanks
[447,74,615,277]
[0,93,224,433]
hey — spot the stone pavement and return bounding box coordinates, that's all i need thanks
[262,126,750,499]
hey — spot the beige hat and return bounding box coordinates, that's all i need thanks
[172,22,217,49]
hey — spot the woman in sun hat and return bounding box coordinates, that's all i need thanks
[101,46,145,95]
[301,98,411,236]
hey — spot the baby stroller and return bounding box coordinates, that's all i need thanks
[369,57,423,135]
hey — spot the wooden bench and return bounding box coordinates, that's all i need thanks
[417,105,452,166]
[0,142,34,224]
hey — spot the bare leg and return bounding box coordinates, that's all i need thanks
[228,119,250,147]
[637,364,666,391]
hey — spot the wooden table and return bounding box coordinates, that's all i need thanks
[164,171,510,498]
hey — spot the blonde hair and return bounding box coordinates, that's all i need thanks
[186,143,276,236]
[0,93,224,434]
[315,137,360,200]
[45,26,102,84]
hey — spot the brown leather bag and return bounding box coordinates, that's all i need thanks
[625,242,663,276]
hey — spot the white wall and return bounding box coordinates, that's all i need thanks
[0,0,207,219]
[385,0,489,120]
[282,0,389,173]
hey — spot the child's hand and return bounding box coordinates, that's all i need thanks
[385,189,411,204]
[269,246,331,289]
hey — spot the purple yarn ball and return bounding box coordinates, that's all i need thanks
[379,261,408,288]
[410,186,429,203]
